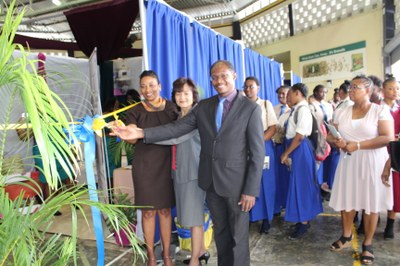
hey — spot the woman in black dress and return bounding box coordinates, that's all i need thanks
[124,70,178,266]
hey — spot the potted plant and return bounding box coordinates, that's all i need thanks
[0,1,145,265]
[109,192,138,247]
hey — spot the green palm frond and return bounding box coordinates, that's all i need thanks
[107,137,135,166]
[0,184,146,265]
[0,1,145,265]
[0,4,78,189]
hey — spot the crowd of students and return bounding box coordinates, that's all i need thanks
[110,62,399,266]
[265,75,399,265]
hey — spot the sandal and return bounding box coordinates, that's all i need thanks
[330,235,352,251]
[361,244,374,265]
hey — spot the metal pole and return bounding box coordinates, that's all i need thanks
[139,0,149,70]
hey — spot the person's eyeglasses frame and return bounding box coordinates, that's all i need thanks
[210,72,233,82]
[243,85,258,90]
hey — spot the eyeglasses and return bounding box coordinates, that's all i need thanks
[349,85,364,90]
[210,72,232,82]
[243,85,257,90]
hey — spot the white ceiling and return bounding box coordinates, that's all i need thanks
[1,0,261,42]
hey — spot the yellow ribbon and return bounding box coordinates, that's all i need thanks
[92,101,140,133]
[0,101,141,137]
[91,101,141,135]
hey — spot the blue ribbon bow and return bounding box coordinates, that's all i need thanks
[66,115,104,266]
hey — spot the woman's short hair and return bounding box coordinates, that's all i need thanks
[339,80,351,94]
[353,75,373,89]
[313,84,326,96]
[171,77,199,106]
[140,70,160,84]
[245,76,260,86]
[292,83,308,97]
[275,84,291,94]
[383,77,398,88]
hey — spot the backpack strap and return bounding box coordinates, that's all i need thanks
[293,104,308,125]
[264,100,268,115]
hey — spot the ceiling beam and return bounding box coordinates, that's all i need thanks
[0,0,100,21]
[24,0,100,17]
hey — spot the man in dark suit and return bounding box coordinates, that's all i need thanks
[113,60,265,266]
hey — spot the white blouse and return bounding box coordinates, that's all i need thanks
[256,98,278,131]
[285,100,312,139]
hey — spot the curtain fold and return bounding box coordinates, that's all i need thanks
[146,0,190,99]
[190,22,218,99]
[269,60,283,105]
[216,34,244,90]
[146,0,247,99]
[244,48,280,105]
[145,0,281,101]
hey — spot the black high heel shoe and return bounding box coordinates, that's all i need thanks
[199,252,210,264]
[183,251,210,265]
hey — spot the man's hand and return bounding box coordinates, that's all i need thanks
[238,194,255,212]
[109,124,144,141]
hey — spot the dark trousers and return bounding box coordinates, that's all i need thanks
[206,188,250,266]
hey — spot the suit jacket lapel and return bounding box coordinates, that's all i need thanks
[219,90,244,133]
[211,96,220,134]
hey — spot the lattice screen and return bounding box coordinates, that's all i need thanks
[241,0,381,48]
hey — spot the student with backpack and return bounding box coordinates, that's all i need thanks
[310,85,333,199]
[280,83,323,239]
[243,76,278,235]
[273,85,292,216]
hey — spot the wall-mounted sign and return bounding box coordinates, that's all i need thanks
[299,41,366,83]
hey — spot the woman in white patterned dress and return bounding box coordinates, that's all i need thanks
[328,75,394,265]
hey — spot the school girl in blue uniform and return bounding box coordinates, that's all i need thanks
[280,83,323,239]
[243,76,278,234]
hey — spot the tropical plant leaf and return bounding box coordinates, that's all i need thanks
[107,137,135,166]
[0,1,146,265]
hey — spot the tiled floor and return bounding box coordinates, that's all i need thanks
[69,200,400,265]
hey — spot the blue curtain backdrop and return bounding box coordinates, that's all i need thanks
[189,21,218,99]
[292,73,302,84]
[216,34,244,90]
[244,48,281,105]
[269,60,282,105]
[146,0,282,101]
[146,0,190,99]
